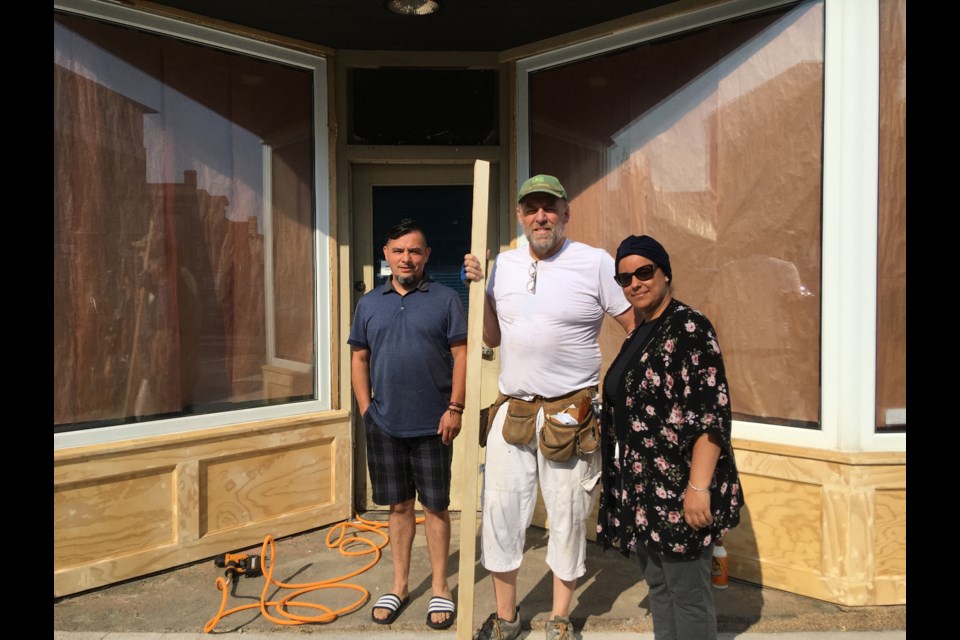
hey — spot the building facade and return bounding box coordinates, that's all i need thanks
[54,0,906,606]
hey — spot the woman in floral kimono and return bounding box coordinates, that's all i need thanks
[596,234,744,640]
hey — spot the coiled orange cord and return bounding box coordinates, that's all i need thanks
[203,513,417,632]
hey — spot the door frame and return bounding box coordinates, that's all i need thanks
[349,162,500,513]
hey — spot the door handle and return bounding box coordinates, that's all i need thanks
[354,280,366,292]
[482,346,495,361]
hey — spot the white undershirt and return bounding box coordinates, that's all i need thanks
[487,239,630,399]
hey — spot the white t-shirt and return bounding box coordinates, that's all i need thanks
[487,239,631,399]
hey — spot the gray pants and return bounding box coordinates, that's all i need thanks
[636,542,717,640]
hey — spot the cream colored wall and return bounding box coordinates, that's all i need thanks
[54,412,352,598]
[533,439,906,607]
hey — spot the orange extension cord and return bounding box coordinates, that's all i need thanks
[203,513,421,633]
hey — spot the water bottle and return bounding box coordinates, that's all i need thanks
[711,539,728,589]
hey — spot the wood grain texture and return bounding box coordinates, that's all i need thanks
[874,489,906,577]
[201,441,335,535]
[55,468,176,568]
[730,445,906,606]
[455,159,491,640]
[533,441,906,606]
[736,472,823,573]
[54,413,352,597]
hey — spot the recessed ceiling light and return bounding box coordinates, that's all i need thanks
[385,0,440,16]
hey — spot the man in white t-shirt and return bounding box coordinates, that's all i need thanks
[464,174,634,640]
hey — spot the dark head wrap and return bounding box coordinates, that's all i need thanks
[615,235,672,282]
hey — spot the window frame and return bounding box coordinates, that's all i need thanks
[515,0,903,453]
[54,0,333,450]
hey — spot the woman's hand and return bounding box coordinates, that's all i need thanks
[685,433,721,530]
[683,489,714,530]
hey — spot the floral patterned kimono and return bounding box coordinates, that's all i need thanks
[596,298,744,560]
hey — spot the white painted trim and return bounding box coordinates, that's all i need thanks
[54,401,340,449]
[313,60,332,404]
[54,0,333,449]
[821,0,901,453]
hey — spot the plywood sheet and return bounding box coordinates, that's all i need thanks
[202,440,335,535]
[55,468,175,568]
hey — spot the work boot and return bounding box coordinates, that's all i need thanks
[545,616,572,640]
[474,608,521,640]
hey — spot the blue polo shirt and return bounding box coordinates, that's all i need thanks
[348,276,468,437]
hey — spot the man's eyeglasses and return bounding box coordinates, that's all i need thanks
[614,263,659,287]
[527,261,538,294]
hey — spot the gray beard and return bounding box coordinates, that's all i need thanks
[395,274,417,286]
[528,230,564,258]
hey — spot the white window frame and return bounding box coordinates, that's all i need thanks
[54,0,332,449]
[516,0,903,453]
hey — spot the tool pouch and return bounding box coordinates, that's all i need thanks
[502,397,538,446]
[479,393,509,447]
[538,389,599,462]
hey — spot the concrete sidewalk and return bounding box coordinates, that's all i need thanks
[54,513,906,638]
[55,633,907,639]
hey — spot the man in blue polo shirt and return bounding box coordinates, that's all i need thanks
[348,218,467,631]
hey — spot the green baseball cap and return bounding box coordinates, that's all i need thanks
[517,174,567,203]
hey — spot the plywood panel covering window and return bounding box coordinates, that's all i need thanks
[876,0,906,431]
[54,12,320,435]
[529,1,824,428]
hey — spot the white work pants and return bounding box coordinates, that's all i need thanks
[480,402,601,582]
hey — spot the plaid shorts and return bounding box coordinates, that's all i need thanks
[364,414,453,512]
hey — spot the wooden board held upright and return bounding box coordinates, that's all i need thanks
[455,159,490,639]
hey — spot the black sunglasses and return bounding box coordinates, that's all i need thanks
[614,263,659,287]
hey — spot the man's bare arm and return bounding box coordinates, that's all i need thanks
[463,253,501,347]
[438,340,468,444]
[350,347,373,416]
[612,307,636,335]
